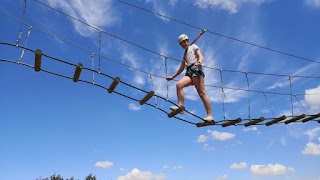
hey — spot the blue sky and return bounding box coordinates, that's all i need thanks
[1,0,320,180]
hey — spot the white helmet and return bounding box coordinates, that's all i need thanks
[178,34,189,43]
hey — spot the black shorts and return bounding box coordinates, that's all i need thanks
[185,65,205,79]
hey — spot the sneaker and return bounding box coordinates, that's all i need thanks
[203,115,214,122]
[170,106,184,114]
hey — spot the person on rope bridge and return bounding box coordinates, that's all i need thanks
[166,34,214,122]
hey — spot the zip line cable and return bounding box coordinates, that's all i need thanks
[15,1,320,79]
[117,0,320,65]
[1,43,319,126]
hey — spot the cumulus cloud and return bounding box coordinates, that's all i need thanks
[302,142,320,155]
[305,0,320,8]
[194,0,269,14]
[208,130,236,141]
[118,168,166,180]
[230,162,248,169]
[196,130,236,150]
[250,164,295,176]
[95,161,113,168]
[305,85,320,109]
[46,0,118,36]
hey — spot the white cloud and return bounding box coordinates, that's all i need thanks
[221,83,247,103]
[134,74,146,86]
[305,85,320,109]
[243,126,258,132]
[118,46,148,87]
[305,127,320,141]
[216,174,228,180]
[129,103,142,111]
[194,0,269,14]
[208,130,236,141]
[118,168,166,180]
[194,0,238,13]
[302,142,320,155]
[266,79,290,90]
[143,0,172,22]
[197,134,208,142]
[230,162,248,169]
[121,49,141,69]
[250,164,295,176]
[268,63,319,90]
[305,0,320,8]
[46,0,118,36]
[95,161,113,168]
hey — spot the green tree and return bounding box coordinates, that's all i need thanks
[50,173,63,180]
[85,174,97,180]
[36,173,84,180]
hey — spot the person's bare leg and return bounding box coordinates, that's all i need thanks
[192,76,213,116]
[176,76,193,106]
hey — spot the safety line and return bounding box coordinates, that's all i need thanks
[262,92,276,118]
[4,3,320,80]
[117,0,320,64]
[245,72,251,120]
[16,0,28,46]
[294,95,308,115]
[0,18,319,98]
[1,7,320,82]
[219,70,227,121]
[289,76,294,117]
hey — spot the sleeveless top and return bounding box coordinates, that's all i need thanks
[183,44,199,67]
